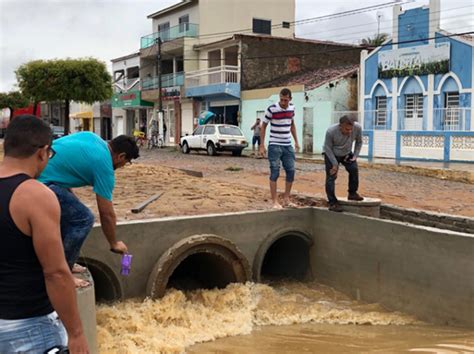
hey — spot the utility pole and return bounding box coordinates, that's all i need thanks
[156,37,164,140]
[377,11,383,37]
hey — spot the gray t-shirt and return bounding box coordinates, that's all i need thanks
[253,123,261,137]
[323,122,363,166]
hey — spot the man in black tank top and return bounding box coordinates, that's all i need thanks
[0,116,88,353]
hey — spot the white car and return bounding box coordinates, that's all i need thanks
[180,124,248,156]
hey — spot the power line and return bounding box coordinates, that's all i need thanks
[139,0,408,47]
[297,4,473,38]
[113,29,473,85]
[149,5,473,53]
[114,2,473,82]
[300,13,473,44]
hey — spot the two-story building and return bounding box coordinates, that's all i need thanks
[360,0,473,162]
[138,0,296,143]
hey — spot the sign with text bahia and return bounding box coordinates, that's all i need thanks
[378,42,450,78]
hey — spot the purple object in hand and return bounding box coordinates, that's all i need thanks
[121,254,132,276]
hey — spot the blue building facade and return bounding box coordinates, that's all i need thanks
[360,0,474,162]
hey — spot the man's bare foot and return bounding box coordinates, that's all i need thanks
[74,277,90,288]
[72,263,87,274]
[272,202,283,209]
[283,200,298,208]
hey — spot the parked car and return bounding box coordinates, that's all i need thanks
[180,124,248,156]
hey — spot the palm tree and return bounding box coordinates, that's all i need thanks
[361,33,389,47]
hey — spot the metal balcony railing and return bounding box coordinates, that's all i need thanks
[141,72,184,91]
[434,107,470,131]
[141,23,198,49]
[364,109,391,129]
[113,78,140,92]
[185,65,240,88]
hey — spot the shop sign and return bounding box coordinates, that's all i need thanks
[378,42,450,78]
[112,90,153,108]
[162,86,181,100]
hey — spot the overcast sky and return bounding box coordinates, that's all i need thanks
[0,0,472,91]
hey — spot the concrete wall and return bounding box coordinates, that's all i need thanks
[81,209,314,299]
[198,0,294,44]
[305,75,358,153]
[312,209,474,327]
[81,208,474,327]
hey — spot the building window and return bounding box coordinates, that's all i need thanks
[282,21,290,29]
[256,110,265,120]
[208,49,221,68]
[444,92,460,130]
[253,18,271,35]
[405,94,423,119]
[158,22,170,40]
[179,15,189,32]
[114,70,124,81]
[375,96,387,127]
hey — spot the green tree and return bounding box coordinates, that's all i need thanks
[0,91,30,117]
[16,58,112,135]
[361,33,389,47]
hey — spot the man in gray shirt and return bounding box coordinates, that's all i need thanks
[323,115,364,212]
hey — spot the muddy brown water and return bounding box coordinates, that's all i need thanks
[96,281,474,353]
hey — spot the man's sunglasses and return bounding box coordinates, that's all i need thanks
[34,145,56,159]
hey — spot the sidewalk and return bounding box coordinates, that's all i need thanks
[244,150,474,184]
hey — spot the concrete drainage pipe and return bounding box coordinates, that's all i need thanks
[78,257,123,303]
[253,229,313,283]
[146,234,252,299]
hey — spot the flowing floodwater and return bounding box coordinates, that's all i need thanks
[96,281,474,353]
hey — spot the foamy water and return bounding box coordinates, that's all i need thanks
[96,281,420,353]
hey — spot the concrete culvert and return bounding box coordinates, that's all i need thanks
[146,235,252,299]
[254,231,313,282]
[78,258,122,303]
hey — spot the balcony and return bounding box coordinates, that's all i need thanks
[434,108,470,131]
[141,72,184,91]
[141,23,198,49]
[185,65,240,98]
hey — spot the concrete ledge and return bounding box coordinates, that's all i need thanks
[381,204,474,234]
[338,197,381,218]
[76,270,98,354]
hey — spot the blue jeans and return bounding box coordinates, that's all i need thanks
[268,145,295,182]
[47,184,95,269]
[0,312,67,353]
[324,153,359,205]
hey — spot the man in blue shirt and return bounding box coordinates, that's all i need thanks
[39,132,139,286]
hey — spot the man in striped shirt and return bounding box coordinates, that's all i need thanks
[260,88,300,209]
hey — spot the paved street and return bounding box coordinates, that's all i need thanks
[139,148,474,217]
